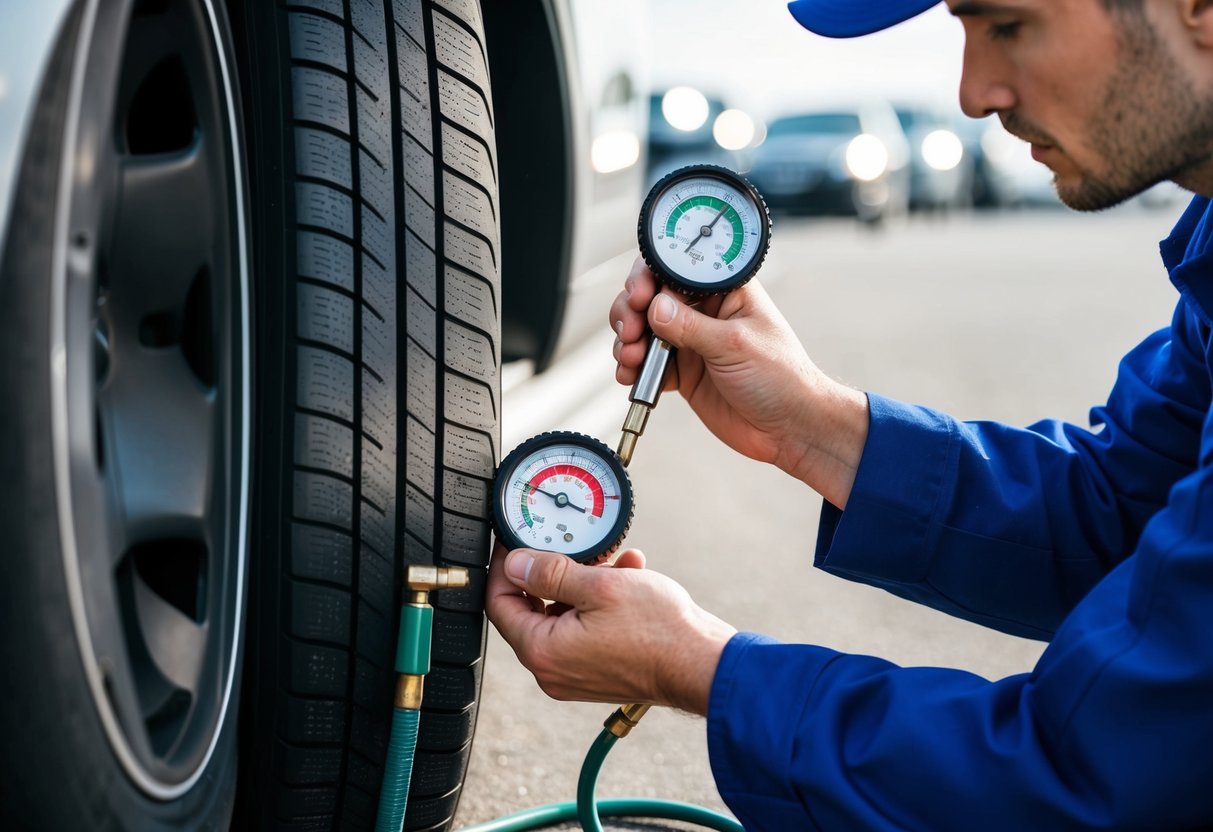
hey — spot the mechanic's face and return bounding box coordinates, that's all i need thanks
[951,0,1213,210]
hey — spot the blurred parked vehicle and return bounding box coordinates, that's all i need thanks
[892,102,973,212]
[955,116,1058,208]
[745,101,910,224]
[645,87,756,186]
[0,1,647,829]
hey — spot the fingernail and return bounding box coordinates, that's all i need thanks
[653,294,676,324]
[624,277,636,296]
[613,338,622,360]
[506,551,534,584]
[613,320,623,336]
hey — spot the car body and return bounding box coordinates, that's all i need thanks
[745,100,911,223]
[0,1,648,829]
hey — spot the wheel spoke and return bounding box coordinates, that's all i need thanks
[110,148,213,319]
[105,348,215,543]
[133,570,207,695]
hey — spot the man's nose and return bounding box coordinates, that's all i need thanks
[958,42,1017,118]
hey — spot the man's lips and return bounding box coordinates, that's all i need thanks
[999,117,1056,160]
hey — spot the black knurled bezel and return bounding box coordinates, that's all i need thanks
[637,164,772,298]
[491,431,634,564]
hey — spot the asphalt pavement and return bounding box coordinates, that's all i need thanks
[453,203,1184,828]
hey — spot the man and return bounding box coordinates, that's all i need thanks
[486,0,1213,828]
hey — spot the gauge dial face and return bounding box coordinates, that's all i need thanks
[640,166,770,294]
[493,433,633,562]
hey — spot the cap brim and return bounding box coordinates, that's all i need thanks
[787,0,941,38]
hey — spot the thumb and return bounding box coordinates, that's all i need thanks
[648,290,730,360]
[504,549,600,607]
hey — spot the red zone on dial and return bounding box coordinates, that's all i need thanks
[521,464,620,525]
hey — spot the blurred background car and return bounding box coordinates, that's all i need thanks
[892,101,973,212]
[745,100,911,224]
[955,115,1059,208]
[645,86,759,186]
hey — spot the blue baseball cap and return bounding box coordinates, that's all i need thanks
[787,0,941,38]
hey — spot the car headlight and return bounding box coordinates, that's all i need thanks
[591,130,641,173]
[661,86,709,132]
[921,129,964,171]
[713,109,755,151]
[845,134,889,182]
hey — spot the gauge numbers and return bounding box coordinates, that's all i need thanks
[640,164,770,295]
[493,432,633,563]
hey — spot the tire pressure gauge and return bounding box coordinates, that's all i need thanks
[638,164,771,297]
[491,166,770,563]
[492,432,634,563]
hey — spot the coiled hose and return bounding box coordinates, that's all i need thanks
[376,565,744,832]
[381,723,744,832]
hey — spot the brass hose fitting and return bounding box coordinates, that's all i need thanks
[395,565,470,709]
[604,703,652,739]
[617,402,651,467]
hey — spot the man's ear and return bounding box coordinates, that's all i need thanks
[1184,0,1213,48]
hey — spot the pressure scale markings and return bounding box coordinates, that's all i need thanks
[639,164,771,295]
[492,432,633,563]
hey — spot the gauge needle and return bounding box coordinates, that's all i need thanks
[684,204,730,253]
[526,484,586,513]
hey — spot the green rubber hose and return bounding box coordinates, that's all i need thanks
[575,729,619,832]
[374,573,741,832]
[458,727,744,832]
[375,706,421,832]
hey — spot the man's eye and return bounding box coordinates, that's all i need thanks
[988,21,1022,40]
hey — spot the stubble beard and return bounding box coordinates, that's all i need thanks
[1055,16,1213,212]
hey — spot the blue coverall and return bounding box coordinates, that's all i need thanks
[707,196,1213,830]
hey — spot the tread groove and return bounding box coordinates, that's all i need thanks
[443,163,496,216]
[438,114,495,173]
[332,0,364,819]
[296,336,356,363]
[431,4,489,75]
[295,404,357,432]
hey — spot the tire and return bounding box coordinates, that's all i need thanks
[0,0,250,828]
[229,1,501,830]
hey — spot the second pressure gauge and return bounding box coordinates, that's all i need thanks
[638,164,771,297]
[492,432,634,563]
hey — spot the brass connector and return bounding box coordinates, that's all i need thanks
[406,565,470,604]
[395,674,425,710]
[604,702,652,738]
[617,402,652,467]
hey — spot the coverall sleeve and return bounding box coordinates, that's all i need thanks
[815,300,1209,638]
[707,458,1213,829]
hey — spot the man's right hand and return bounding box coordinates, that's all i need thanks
[608,256,869,509]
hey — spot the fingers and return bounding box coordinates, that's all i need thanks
[612,259,778,392]
[611,548,647,570]
[646,289,734,360]
[611,335,650,372]
[501,548,604,610]
[485,541,548,648]
[609,257,659,345]
[611,262,659,386]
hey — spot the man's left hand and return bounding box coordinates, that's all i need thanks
[485,542,737,715]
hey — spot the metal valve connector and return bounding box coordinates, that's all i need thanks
[406,565,470,604]
[604,703,652,738]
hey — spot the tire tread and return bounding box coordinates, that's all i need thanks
[241,0,498,828]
